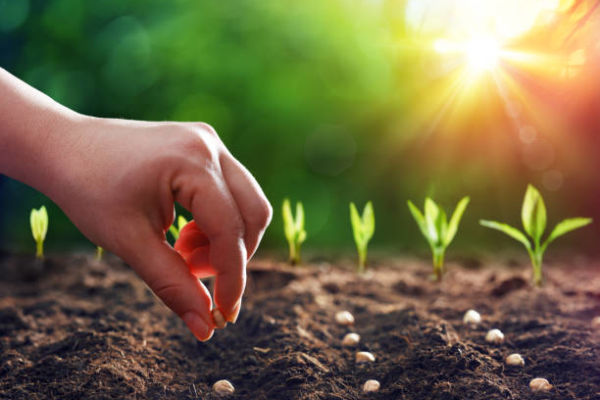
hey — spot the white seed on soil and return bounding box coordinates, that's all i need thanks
[505,353,525,367]
[529,377,553,392]
[591,316,600,328]
[356,351,376,363]
[335,311,355,326]
[342,333,361,347]
[212,308,227,329]
[485,329,505,344]
[212,379,235,396]
[363,379,380,392]
[463,309,482,325]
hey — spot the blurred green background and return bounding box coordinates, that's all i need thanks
[1,0,599,259]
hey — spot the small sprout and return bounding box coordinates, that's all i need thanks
[463,309,482,326]
[349,201,375,273]
[168,215,189,241]
[480,185,592,286]
[356,351,376,363]
[505,353,525,367]
[591,316,600,328]
[335,310,355,326]
[30,205,49,260]
[95,246,104,261]
[342,332,361,347]
[212,379,235,396]
[485,328,505,344]
[407,197,470,281]
[363,379,381,393]
[282,199,306,265]
[212,308,227,329]
[529,377,553,392]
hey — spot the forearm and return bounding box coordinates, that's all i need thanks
[0,67,83,197]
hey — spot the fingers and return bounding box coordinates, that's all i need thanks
[219,153,273,258]
[122,228,215,341]
[174,170,247,323]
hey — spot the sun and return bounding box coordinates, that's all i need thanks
[465,37,500,72]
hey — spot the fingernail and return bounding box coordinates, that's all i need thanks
[212,308,227,329]
[227,301,241,324]
[183,312,213,341]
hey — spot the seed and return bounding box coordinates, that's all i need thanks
[505,353,525,366]
[335,311,355,326]
[342,333,360,347]
[363,379,380,392]
[529,377,553,392]
[356,351,375,363]
[591,316,600,328]
[212,379,235,396]
[485,328,504,344]
[212,309,227,329]
[463,309,481,325]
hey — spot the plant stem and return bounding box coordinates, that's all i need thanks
[96,246,104,261]
[357,250,366,274]
[35,241,44,260]
[432,247,444,281]
[530,250,543,286]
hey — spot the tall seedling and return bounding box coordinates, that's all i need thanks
[30,206,48,260]
[407,197,470,281]
[350,201,375,273]
[480,184,592,286]
[283,199,306,265]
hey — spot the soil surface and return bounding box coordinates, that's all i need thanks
[1,251,600,399]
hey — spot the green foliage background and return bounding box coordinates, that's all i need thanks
[1,0,598,257]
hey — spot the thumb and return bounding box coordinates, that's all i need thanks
[121,231,215,341]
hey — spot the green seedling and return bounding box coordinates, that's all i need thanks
[282,198,306,265]
[407,196,470,281]
[349,201,375,273]
[30,205,48,260]
[168,215,189,241]
[480,184,592,286]
[96,246,104,261]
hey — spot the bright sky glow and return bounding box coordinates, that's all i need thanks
[465,37,500,71]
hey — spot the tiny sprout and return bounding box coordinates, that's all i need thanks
[349,201,375,273]
[506,353,525,367]
[95,246,104,261]
[485,328,505,344]
[168,215,189,241]
[463,309,481,325]
[363,380,380,393]
[342,333,360,347]
[335,311,355,326]
[212,379,235,396]
[529,377,553,392]
[356,351,376,363]
[282,199,306,265]
[30,205,48,260]
[480,184,592,286]
[407,196,470,281]
[212,308,227,329]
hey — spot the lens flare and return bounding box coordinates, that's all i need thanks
[466,37,500,72]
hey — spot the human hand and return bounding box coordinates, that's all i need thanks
[45,117,272,341]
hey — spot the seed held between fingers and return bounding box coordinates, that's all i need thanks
[212,308,227,329]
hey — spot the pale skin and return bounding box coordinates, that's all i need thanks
[0,67,272,341]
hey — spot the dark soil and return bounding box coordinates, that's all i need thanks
[1,251,600,399]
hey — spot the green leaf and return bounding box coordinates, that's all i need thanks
[362,201,375,242]
[349,202,363,247]
[295,202,305,233]
[177,215,188,231]
[445,196,470,246]
[521,185,546,243]
[168,225,179,240]
[480,220,531,250]
[297,229,307,244]
[407,200,430,243]
[424,198,440,244]
[282,198,295,242]
[543,217,592,249]
[30,206,48,242]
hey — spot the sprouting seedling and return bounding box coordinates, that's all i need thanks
[480,184,592,286]
[96,246,104,261]
[349,201,375,273]
[407,196,470,281]
[30,205,48,260]
[168,215,189,241]
[282,198,306,265]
